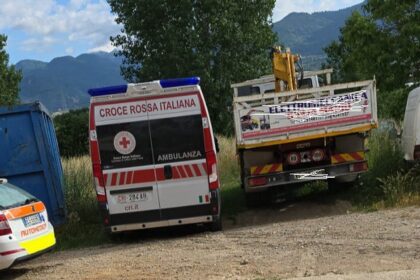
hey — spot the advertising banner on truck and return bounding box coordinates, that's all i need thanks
[239,89,372,140]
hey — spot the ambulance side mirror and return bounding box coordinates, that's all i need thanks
[214,136,220,153]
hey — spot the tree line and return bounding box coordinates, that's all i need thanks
[0,0,418,156]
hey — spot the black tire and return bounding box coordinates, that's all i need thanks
[245,191,267,207]
[209,215,222,232]
[108,231,124,242]
[327,178,356,193]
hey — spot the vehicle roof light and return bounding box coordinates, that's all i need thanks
[88,84,128,97]
[159,77,200,88]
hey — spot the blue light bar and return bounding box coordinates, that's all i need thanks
[159,77,200,88]
[88,84,128,97]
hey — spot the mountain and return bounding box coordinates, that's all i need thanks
[273,1,365,56]
[15,2,365,113]
[16,52,126,112]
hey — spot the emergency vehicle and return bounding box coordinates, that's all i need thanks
[0,179,56,270]
[88,77,221,233]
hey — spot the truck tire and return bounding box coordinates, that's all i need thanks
[245,191,267,207]
[328,175,358,193]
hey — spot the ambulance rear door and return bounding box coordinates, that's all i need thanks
[148,92,212,220]
[94,97,162,224]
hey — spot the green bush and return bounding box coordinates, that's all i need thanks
[377,164,420,207]
[357,131,403,202]
[54,108,89,157]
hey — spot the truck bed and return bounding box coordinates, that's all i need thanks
[232,80,378,149]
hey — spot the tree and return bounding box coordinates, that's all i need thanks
[325,1,419,91]
[325,0,419,121]
[54,109,89,157]
[0,34,22,106]
[108,0,277,134]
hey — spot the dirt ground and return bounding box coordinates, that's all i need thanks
[3,199,420,280]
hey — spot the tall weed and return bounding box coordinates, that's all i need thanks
[57,156,106,249]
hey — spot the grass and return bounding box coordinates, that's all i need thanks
[57,131,420,249]
[56,156,107,250]
[353,130,420,210]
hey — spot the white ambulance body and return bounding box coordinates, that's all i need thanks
[88,77,221,233]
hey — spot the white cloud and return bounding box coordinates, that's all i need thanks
[65,47,74,55]
[21,36,57,51]
[273,0,363,22]
[87,41,115,53]
[0,0,121,52]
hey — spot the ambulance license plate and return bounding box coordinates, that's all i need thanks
[117,192,149,204]
[23,213,42,228]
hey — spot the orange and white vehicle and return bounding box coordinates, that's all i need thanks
[88,77,221,233]
[0,179,56,270]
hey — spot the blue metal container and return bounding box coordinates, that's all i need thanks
[0,102,66,225]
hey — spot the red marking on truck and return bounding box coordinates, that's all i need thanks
[331,152,365,164]
[250,164,283,176]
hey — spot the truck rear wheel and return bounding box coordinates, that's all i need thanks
[328,175,358,193]
[245,191,268,207]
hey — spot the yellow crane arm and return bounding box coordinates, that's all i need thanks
[271,46,300,92]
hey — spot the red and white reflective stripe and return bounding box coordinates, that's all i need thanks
[172,163,207,179]
[105,163,208,186]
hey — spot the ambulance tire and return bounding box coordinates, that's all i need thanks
[108,231,124,242]
[210,215,222,232]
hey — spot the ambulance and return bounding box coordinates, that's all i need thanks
[88,77,222,233]
[0,179,56,270]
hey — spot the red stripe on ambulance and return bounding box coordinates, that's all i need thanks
[192,164,201,176]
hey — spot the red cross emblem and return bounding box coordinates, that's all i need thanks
[119,137,131,149]
[114,131,136,155]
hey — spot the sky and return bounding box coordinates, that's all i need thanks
[0,0,363,64]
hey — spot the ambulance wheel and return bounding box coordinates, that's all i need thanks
[209,215,222,232]
[108,231,124,242]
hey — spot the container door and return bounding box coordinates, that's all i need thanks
[147,93,211,220]
[95,99,162,223]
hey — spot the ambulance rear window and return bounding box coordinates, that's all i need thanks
[96,120,153,170]
[150,114,205,164]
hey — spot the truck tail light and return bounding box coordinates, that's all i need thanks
[93,163,107,203]
[0,214,12,236]
[248,177,268,187]
[206,151,219,190]
[286,152,300,165]
[312,149,325,162]
[349,162,368,172]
